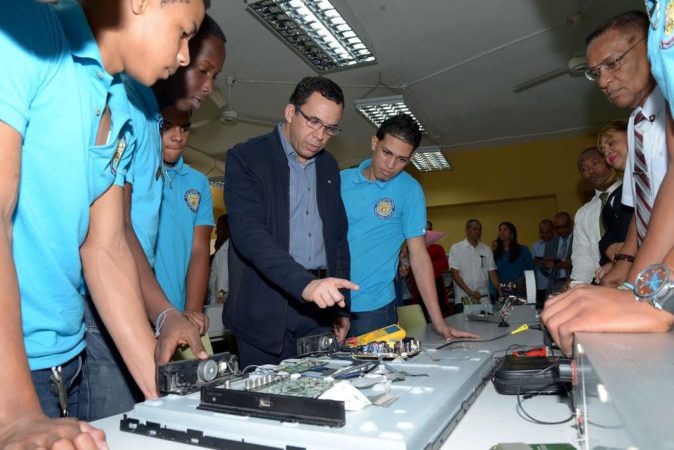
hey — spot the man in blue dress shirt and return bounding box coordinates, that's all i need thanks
[223,77,358,367]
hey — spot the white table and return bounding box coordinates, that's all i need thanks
[93,309,579,449]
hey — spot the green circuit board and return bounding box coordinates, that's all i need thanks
[273,359,328,374]
[252,376,334,398]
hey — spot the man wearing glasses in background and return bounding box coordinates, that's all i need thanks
[582,10,668,288]
[542,11,674,355]
[223,76,358,367]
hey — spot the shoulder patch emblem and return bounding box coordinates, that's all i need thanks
[184,189,201,212]
[374,197,395,219]
[663,1,674,48]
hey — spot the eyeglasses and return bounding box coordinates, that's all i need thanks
[585,37,646,81]
[296,108,342,136]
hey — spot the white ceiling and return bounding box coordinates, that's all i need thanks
[186,0,642,174]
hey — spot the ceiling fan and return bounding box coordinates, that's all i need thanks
[511,11,588,93]
[191,75,279,129]
[512,54,588,93]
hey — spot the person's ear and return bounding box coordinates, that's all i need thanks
[284,104,295,125]
[131,0,149,16]
[370,136,378,152]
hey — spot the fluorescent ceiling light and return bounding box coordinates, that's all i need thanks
[247,0,375,73]
[412,146,452,172]
[354,95,427,133]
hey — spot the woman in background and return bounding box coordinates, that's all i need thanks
[595,120,633,281]
[493,222,534,291]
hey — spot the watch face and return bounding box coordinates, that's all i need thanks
[635,264,671,299]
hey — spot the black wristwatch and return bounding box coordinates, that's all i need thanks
[633,264,674,313]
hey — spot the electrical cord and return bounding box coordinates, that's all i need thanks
[492,344,528,356]
[512,362,575,425]
[226,361,260,377]
[516,385,574,425]
[436,324,537,350]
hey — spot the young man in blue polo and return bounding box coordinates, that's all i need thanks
[154,105,214,322]
[341,114,479,340]
[80,14,227,421]
[0,0,206,447]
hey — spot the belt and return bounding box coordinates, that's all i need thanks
[307,268,327,279]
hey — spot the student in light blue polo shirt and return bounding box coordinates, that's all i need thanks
[155,105,215,317]
[80,15,227,421]
[0,0,206,446]
[341,114,479,341]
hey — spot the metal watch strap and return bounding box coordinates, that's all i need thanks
[634,264,674,313]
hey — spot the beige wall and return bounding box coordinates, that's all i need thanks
[414,134,598,250]
[209,133,599,249]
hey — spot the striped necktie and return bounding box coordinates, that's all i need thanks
[599,191,609,236]
[557,236,568,279]
[633,111,652,247]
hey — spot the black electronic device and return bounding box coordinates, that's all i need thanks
[492,355,568,395]
[157,352,239,395]
[296,331,336,355]
[198,375,345,427]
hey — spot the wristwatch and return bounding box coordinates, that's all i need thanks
[633,264,674,313]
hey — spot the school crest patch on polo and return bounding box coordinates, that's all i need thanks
[662,1,674,48]
[184,189,201,212]
[374,197,395,219]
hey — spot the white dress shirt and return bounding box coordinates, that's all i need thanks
[208,239,229,304]
[448,238,497,304]
[571,181,622,284]
[623,86,667,208]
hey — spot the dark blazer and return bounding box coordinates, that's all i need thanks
[598,185,633,265]
[222,128,350,354]
[544,234,573,281]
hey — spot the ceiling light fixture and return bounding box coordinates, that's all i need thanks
[354,95,427,133]
[412,146,451,172]
[247,0,375,73]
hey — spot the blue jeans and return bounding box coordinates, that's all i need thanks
[348,301,398,337]
[79,297,141,421]
[31,353,84,419]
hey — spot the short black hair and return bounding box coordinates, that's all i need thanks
[188,14,226,63]
[289,76,344,108]
[576,146,604,169]
[466,219,481,229]
[586,10,649,46]
[554,212,572,223]
[194,13,226,44]
[376,114,422,150]
[539,219,554,228]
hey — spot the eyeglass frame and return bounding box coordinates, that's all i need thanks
[584,36,647,82]
[295,107,342,136]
